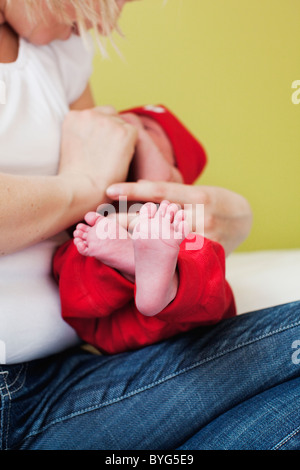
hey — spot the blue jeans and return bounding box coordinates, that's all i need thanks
[1,301,300,450]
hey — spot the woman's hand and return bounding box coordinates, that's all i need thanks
[106,180,253,256]
[59,107,138,208]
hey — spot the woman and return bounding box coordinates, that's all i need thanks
[0,0,299,450]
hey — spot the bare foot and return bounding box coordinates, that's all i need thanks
[73,212,135,281]
[132,201,191,316]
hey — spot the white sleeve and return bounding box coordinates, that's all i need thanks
[50,34,94,105]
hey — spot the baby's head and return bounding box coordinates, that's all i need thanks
[121,105,208,185]
[0,0,131,45]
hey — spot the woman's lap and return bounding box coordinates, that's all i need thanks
[1,301,300,450]
[179,376,300,450]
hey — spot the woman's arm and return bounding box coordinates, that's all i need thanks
[106,180,253,256]
[69,84,95,111]
[0,108,138,255]
[0,172,96,255]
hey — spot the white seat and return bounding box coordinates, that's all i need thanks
[226,250,300,314]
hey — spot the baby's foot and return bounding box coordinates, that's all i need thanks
[132,201,191,316]
[74,212,135,280]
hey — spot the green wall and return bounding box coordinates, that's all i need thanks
[91,0,300,252]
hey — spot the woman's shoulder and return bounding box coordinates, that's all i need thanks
[48,33,94,67]
[48,34,94,105]
[0,24,19,64]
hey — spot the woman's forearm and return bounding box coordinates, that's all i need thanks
[0,172,106,255]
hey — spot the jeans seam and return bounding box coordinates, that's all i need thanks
[271,424,300,450]
[0,365,28,450]
[16,319,300,447]
[0,365,28,396]
[0,389,3,450]
[0,374,11,450]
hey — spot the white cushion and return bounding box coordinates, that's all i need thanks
[226,250,300,314]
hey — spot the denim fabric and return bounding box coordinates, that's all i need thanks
[1,301,300,450]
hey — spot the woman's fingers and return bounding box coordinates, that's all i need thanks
[105,180,206,234]
[94,105,118,115]
[106,180,204,206]
[120,112,145,130]
[106,180,168,202]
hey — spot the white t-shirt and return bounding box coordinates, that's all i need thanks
[0,34,94,364]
